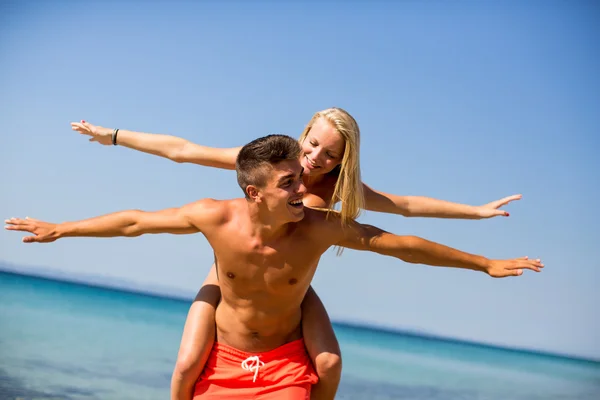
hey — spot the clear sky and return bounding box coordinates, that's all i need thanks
[1,0,598,360]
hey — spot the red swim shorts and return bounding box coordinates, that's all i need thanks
[193,338,319,399]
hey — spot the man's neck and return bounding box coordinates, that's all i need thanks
[246,202,292,242]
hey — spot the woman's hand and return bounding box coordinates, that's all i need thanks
[71,120,113,145]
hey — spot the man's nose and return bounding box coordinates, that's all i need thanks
[296,181,307,194]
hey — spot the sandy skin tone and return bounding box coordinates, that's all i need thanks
[69,118,524,400]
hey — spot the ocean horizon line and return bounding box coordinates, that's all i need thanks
[2,263,598,366]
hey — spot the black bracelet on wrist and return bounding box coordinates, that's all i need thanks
[112,128,119,146]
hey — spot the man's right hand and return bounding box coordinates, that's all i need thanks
[5,217,59,243]
[486,256,544,278]
[71,120,113,145]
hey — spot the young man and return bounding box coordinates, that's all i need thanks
[5,134,543,399]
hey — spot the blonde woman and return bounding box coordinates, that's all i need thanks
[72,108,521,400]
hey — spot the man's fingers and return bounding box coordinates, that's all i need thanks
[524,257,543,267]
[520,263,541,272]
[527,259,544,271]
[5,218,38,234]
[5,225,33,233]
[514,257,543,272]
[513,269,523,276]
[4,218,47,242]
[5,223,34,233]
[5,217,25,227]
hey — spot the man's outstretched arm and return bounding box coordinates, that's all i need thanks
[4,202,206,243]
[337,222,544,278]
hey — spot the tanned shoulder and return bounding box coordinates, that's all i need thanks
[302,207,345,241]
[302,207,381,250]
[182,198,237,230]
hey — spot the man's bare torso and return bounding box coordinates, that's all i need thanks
[192,198,338,352]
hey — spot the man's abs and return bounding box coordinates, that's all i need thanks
[215,301,302,353]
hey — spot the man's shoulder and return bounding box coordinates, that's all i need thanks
[183,198,245,225]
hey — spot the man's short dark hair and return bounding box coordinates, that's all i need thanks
[236,134,301,197]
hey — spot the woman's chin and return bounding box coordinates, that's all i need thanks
[302,166,323,177]
[301,159,327,177]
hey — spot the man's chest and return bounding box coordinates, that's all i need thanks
[209,229,324,292]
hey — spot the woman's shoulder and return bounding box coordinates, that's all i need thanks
[304,175,338,206]
[302,192,329,209]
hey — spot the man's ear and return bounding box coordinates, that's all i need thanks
[246,185,261,202]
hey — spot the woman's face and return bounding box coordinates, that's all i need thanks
[300,117,345,177]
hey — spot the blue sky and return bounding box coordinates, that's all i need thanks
[1,0,598,360]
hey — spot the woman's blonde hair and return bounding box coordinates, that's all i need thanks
[298,107,365,226]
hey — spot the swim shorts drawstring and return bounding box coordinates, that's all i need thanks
[241,356,265,382]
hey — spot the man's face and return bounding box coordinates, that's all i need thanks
[258,159,307,222]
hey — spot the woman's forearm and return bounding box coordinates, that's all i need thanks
[363,184,481,219]
[72,121,240,169]
[397,196,482,219]
[115,129,240,169]
[362,184,517,219]
[115,129,190,160]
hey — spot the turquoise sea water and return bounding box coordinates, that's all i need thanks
[1,271,599,400]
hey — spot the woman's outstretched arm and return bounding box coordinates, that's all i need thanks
[363,183,521,219]
[71,120,241,169]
